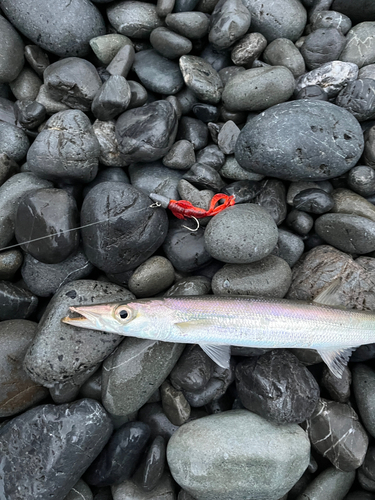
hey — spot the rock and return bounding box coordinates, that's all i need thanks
[220,156,264,182]
[115,101,178,163]
[295,84,329,101]
[315,213,375,254]
[27,110,100,183]
[340,22,375,69]
[177,117,208,150]
[307,398,368,471]
[9,67,42,101]
[128,256,175,298]
[35,84,70,114]
[0,0,105,57]
[166,12,209,40]
[127,80,148,110]
[24,45,49,76]
[84,167,129,197]
[93,120,128,167]
[217,121,240,155]
[23,280,133,387]
[310,10,352,35]
[293,188,334,214]
[85,422,150,487]
[0,153,19,187]
[161,380,191,425]
[0,15,24,84]
[179,56,223,105]
[0,319,48,417]
[182,163,225,191]
[209,0,251,49]
[167,409,310,500]
[0,280,38,321]
[90,34,133,65]
[301,28,346,70]
[107,1,163,38]
[102,338,184,416]
[163,140,196,170]
[65,480,93,500]
[0,121,29,163]
[272,229,304,267]
[14,100,46,130]
[231,33,267,67]
[81,182,168,274]
[197,145,225,170]
[286,209,314,235]
[112,472,176,500]
[0,249,23,280]
[254,179,287,225]
[235,100,364,181]
[133,436,166,492]
[129,161,183,200]
[91,76,131,121]
[150,27,192,59]
[133,50,184,95]
[164,276,212,297]
[204,204,279,264]
[321,365,351,403]
[138,402,179,442]
[364,126,375,168]
[170,345,214,392]
[295,467,355,500]
[348,166,375,197]
[352,364,375,438]
[331,188,375,223]
[106,45,135,79]
[263,38,305,77]
[336,79,375,122]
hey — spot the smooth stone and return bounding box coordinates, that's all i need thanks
[111,472,175,500]
[167,409,310,500]
[348,166,375,197]
[212,255,292,298]
[85,422,150,487]
[133,436,166,492]
[0,319,48,417]
[138,402,179,441]
[209,0,251,49]
[340,22,375,69]
[301,28,346,70]
[92,76,131,121]
[235,100,364,181]
[177,116,208,150]
[0,121,29,162]
[310,10,352,34]
[254,178,287,225]
[196,145,225,170]
[242,0,306,42]
[23,280,132,387]
[293,188,334,214]
[65,480,93,500]
[14,100,46,130]
[107,1,163,38]
[205,204,278,264]
[170,345,214,392]
[102,338,185,416]
[49,367,99,404]
[93,120,128,167]
[15,188,79,264]
[106,45,135,79]
[133,50,184,95]
[287,180,321,204]
[272,229,304,267]
[0,399,113,499]
[0,0,105,57]
[24,45,49,76]
[219,66,246,85]
[21,247,93,298]
[129,161,183,200]
[44,57,102,112]
[182,162,225,191]
[161,380,191,425]
[336,79,375,122]
[128,256,175,298]
[90,34,133,66]
[9,66,42,101]
[174,0,199,11]
[315,213,375,254]
[126,81,148,110]
[156,0,175,17]
[200,44,232,73]
[222,180,262,204]
[81,182,168,273]
[217,120,239,155]
[263,38,305,77]
[307,398,369,471]
[360,446,375,486]
[164,276,211,297]
[222,66,295,112]
[0,153,19,187]
[353,364,375,438]
[321,365,351,403]
[192,103,219,123]
[231,33,267,66]
[80,369,102,401]
[0,249,23,280]
[295,467,355,500]
[331,189,375,222]
[163,219,212,272]
[360,64,375,80]
[163,140,196,170]
[35,84,70,114]
[150,27,192,59]
[165,12,210,40]
[116,100,178,163]
[84,167,129,197]
[220,156,264,181]
[364,126,375,168]
[0,172,52,248]
[286,209,314,235]
[0,15,24,83]
[175,87,198,115]
[179,56,223,105]
[295,84,329,101]
[27,110,100,183]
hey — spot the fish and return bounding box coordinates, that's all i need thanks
[61,279,375,378]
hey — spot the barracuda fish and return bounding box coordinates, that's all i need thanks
[62,280,375,378]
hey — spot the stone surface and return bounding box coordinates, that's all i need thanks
[301,28,346,70]
[165,276,212,297]
[90,34,132,65]
[0,121,29,163]
[353,364,375,438]
[163,140,196,170]
[65,480,93,500]
[336,79,375,122]
[128,256,175,298]
[331,188,375,223]
[348,166,375,197]
[167,409,310,500]
[254,178,287,225]
[133,435,166,492]
[9,67,42,101]
[133,50,184,95]
[0,249,23,280]
[209,0,251,49]
[107,1,163,38]
[310,10,352,34]
[170,345,214,392]
[293,188,334,214]
[0,280,38,321]
[272,229,304,267]
[161,380,191,426]
[138,402,179,442]
[295,467,355,500]
[129,161,183,200]
[93,120,128,167]
[0,15,24,84]
[263,37,305,77]
[91,76,131,121]
[112,472,176,500]
[150,27,192,59]
[340,22,375,69]
[166,12,209,39]
[231,33,267,67]
[179,56,223,105]
[321,365,351,403]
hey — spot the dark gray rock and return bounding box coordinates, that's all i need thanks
[112,472,175,500]
[293,188,335,214]
[138,402,179,441]
[49,367,99,404]
[175,87,198,115]
[286,209,314,235]
[183,163,225,191]
[133,50,184,95]
[212,255,292,298]
[91,76,131,121]
[35,84,70,114]
[164,276,212,296]
[364,126,375,169]
[331,0,375,24]
[235,100,364,181]
[0,15,24,84]
[196,145,225,170]
[310,10,352,34]
[14,100,46,130]
[107,1,163,38]
[174,0,199,11]
[0,320,48,417]
[177,117,208,150]
[217,121,240,155]
[161,380,191,425]
[192,103,219,123]
[27,110,100,183]
[81,182,168,273]
[321,365,351,403]
[295,84,329,101]
[296,467,355,500]
[84,167,129,197]
[221,180,261,204]
[102,337,184,416]
[0,399,113,500]
[90,34,133,66]
[179,56,223,105]
[254,179,287,225]
[353,364,375,438]
[307,398,368,471]
[23,280,132,387]
[163,140,196,170]
[129,161,183,200]
[336,79,375,122]
[79,369,102,402]
[156,0,175,17]
[272,229,304,268]
[219,66,246,85]
[93,120,128,167]
[220,156,264,182]
[348,166,375,197]
[263,38,305,77]
[0,0,105,57]
[301,28,346,70]
[0,281,38,321]
[115,100,178,163]
[231,33,267,66]
[128,256,175,298]
[345,492,375,500]
[170,345,214,392]
[0,153,19,187]
[287,180,325,204]
[107,44,135,78]
[133,436,166,492]
[65,480,92,500]
[0,121,29,163]
[24,45,49,77]
[340,22,375,69]
[360,64,375,80]
[9,67,42,101]
[167,409,310,500]
[150,27,192,59]
[0,249,23,280]
[209,0,251,49]
[165,12,210,40]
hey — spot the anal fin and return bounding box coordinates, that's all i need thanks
[313,277,343,307]
[317,346,355,378]
[200,344,231,369]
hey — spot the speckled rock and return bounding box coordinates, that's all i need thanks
[0,249,23,280]
[0,121,29,163]
[161,380,191,426]
[208,0,251,50]
[128,256,175,298]
[179,56,223,105]
[165,276,212,297]
[352,364,375,438]
[107,1,163,38]
[340,22,375,69]
[295,467,355,500]
[231,33,267,67]
[0,15,24,84]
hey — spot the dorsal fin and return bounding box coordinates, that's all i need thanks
[313,278,343,307]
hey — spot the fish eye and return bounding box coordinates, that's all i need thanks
[114,306,131,321]
[119,310,128,319]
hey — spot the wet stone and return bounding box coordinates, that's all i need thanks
[9,66,42,102]
[183,163,225,191]
[108,1,163,38]
[212,255,292,298]
[90,34,133,66]
[272,229,304,268]
[321,365,351,403]
[112,471,175,500]
[15,188,79,264]
[263,38,305,77]
[307,398,368,471]
[348,167,375,197]
[85,422,150,487]
[164,275,212,297]
[0,399,113,500]
[116,100,178,163]
[196,145,225,170]
[310,10,352,34]
[287,181,321,204]
[93,120,128,167]
[296,467,355,500]
[217,120,240,155]
[254,179,287,226]
[174,0,199,11]
[150,27,192,59]
[170,345,214,392]
[0,121,29,163]
[0,319,48,417]
[91,76,131,121]
[364,126,375,169]
[301,28,346,70]
[209,0,251,50]
[340,22,375,69]
[179,56,223,105]
[0,16,24,84]
[156,0,175,17]
[129,161,183,200]
[161,380,191,425]
[128,256,175,298]
[220,156,264,182]
[133,436,166,492]
[231,33,267,67]
[14,100,46,130]
[84,167,129,197]
[163,140,196,170]
[0,249,23,280]
[192,103,219,123]
[138,402,179,441]
[165,12,210,40]
[133,50,184,95]
[331,188,375,223]
[236,350,320,424]
[0,281,38,321]
[177,117,208,151]
[352,364,375,438]
[293,188,334,214]
[49,368,98,404]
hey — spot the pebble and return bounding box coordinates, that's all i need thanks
[90,34,132,66]
[127,81,148,110]
[28,110,99,183]
[129,161,183,200]
[221,178,261,202]
[293,188,335,214]
[170,345,213,392]
[14,100,46,130]
[0,121,29,163]
[321,365,351,403]
[295,84,329,101]
[345,493,375,500]
[91,76,131,121]
[192,103,219,122]
[133,435,166,491]
[295,467,355,500]
[336,78,375,122]
[0,0,105,57]
[311,10,352,34]
[272,229,304,267]
[286,209,314,235]
[138,402,179,441]
[115,100,178,163]
[162,140,196,170]
[331,188,375,223]
[263,37,305,77]
[65,480,92,500]
[0,15,24,84]
[177,116,208,150]
[217,120,240,155]
[194,146,223,170]
[23,280,132,387]
[179,56,223,105]
[128,256,175,298]
[212,255,292,298]
[235,100,364,181]
[220,156,264,181]
[81,182,168,273]
[0,399,113,499]
[360,64,375,80]
[340,22,375,68]
[231,33,267,67]
[301,28,346,70]
[0,153,19,187]
[133,50,184,95]
[254,178,287,225]
[167,409,310,500]
[93,120,128,167]
[0,249,23,280]
[348,166,375,197]
[161,380,191,425]
[85,422,150,487]
[165,12,210,40]
[9,66,42,101]
[24,45,49,77]
[84,167,129,197]
[150,27,192,59]
[164,275,212,296]
[0,319,48,417]
[236,350,320,424]
[35,84,70,114]
[352,364,375,438]
[365,125,375,168]
[307,398,368,471]
[208,0,251,50]
[183,162,225,191]
[156,0,175,17]
[107,44,135,78]
[107,1,163,38]
[204,204,279,264]
[112,471,176,500]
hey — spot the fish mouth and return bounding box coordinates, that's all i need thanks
[62,304,116,332]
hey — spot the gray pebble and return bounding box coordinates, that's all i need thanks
[128,256,175,298]
[295,467,355,500]
[0,15,24,84]
[222,66,295,112]
[217,120,240,155]
[107,44,135,79]
[196,144,225,170]
[165,12,210,39]
[35,84,70,114]
[163,140,196,170]
[175,86,198,115]
[287,181,321,204]
[91,75,131,121]
[348,166,375,197]
[0,281,38,321]
[0,154,19,188]
[0,121,29,163]
[179,55,223,105]
[263,38,306,77]
[353,364,375,438]
[321,365,351,403]
[331,188,375,224]
[90,34,133,66]
[177,116,208,150]
[209,0,251,49]
[219,65,246,85]
[205,204,278,264]
[272,229,304,267]
[293,188,334,214]
[128,80,148,109]
[112,472,175,500]
[14,100,46,131]
[254,178,287,225]
[107,1,163,38]
[93,120,128,167]
[24,45,49,77]
[150,27,192,59]
[340,22,375,69]
[183,162,225,191]
[301,27,346,70]
[157,0,175,16]
[161,380,191,425]
[286,209,314,235]
[9,66,42,101]
[212,255,292,297]
[0,249,23,280]
[201,44,232,72]
[231,33,267,66]
[0,0,105,57]
[164,275,211,296]
[129,161,183,200]
[138,402,179,441]
[65,480,93,500]
[310,10,352,34]
[360,64,375,80]
[219,155,265,181]
[336,78,375,122]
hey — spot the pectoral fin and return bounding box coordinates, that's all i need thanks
[199,344,231,369]
[313,278,343,307]
[317,347,355,378]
